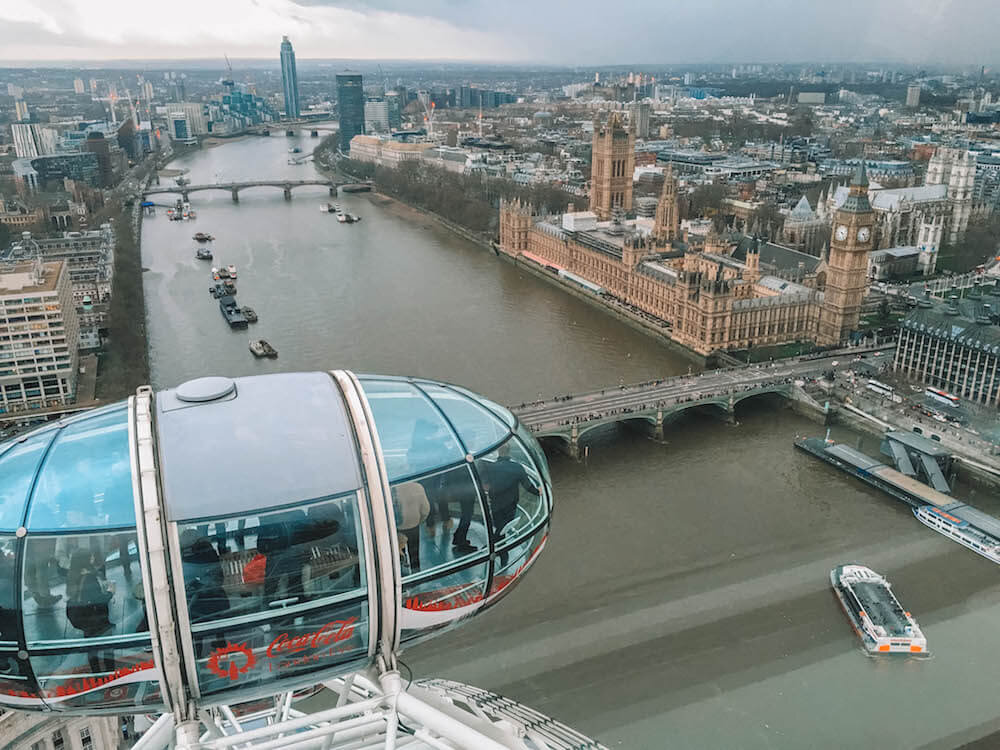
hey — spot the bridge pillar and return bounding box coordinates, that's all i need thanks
[568,425,580,461]
[283,186,293,201]
[329,185,337,196]
[231,188,239,203]
[727,395,737,424]
[654,411,665,441]
[181,191,189,202]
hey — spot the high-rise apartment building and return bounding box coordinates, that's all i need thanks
[14,99,29,122]
[0,259,79,413]
[73,78,85,95]
[906,83,921,108]
[628,101,651,139]
[280,35,300,119]
[336,72,365,152]
[589,112,635,220]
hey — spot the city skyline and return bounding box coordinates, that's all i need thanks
[1,0,999,66]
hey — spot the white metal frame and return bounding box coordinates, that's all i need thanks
[129,669,608,750]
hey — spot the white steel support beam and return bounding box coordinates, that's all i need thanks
[331,370,401,666]
[131,386,190,717]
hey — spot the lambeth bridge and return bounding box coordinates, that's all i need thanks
[143,179,338,202]
[511,346,893,458]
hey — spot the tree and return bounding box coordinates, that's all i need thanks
[686,182,727,218]
[939,214,1000,273]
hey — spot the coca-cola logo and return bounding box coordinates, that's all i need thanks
[266,618,358,658]
[207,642,256,681]
[203,618,359,682]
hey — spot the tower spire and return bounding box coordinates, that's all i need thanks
[851,160,869,188]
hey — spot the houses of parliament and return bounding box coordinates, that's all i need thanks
[499,112,872,357]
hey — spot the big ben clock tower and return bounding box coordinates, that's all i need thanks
[818,162,874,346]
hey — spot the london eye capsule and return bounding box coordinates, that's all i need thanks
[0,371,552,714]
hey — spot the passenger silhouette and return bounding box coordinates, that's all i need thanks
[65,548,115,674]
[257,509,309,603]
[393,481,430,573]
[179,530,230,623]
[480,443,541,566]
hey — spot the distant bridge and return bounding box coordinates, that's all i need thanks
[511,346,893,458]
[143,179,337,203]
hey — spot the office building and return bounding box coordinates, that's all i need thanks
[170,112,193,143]
[385,91,403,130]
[16,152,100,192]
[589,111,635,220]
[0,259,79,413]
[11,123,59,159]
[280,35,300,119]
[906,83,921,108]
[14,99,29,122]
[82,132,125,188]
[894,283,1000,406]
[364,99,389,133]
[174,102,209,135]
[73,78,85,94]
[336,72,365,152]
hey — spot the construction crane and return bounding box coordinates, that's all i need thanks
[377,63,390,96]
[222,54,235,90]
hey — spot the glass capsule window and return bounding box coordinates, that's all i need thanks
[27,408,134,531]
[360,379,464,481]
[22,531,145,643]
[391,464,488,579]
[0,429,57,532]
[174,492,371,699]
[175,492,367,623]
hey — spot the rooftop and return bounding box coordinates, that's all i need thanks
[901,286,1000,354]
[0,261,62,295]
[731,236,821,273]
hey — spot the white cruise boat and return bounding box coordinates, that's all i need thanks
[227,264,237,278]
[914,505,1000,564]
[831,564,927,655]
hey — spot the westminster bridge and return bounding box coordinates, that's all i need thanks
[512,345,895,458]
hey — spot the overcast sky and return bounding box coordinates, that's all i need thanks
[0,0,995,65]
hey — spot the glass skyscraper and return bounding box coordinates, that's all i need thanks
[336,72,365,152]
[280,35,300,120]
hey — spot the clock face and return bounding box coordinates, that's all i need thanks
[857,227,871,243]
[835,225,849,241]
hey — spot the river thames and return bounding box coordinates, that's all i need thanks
[141,132,1000,749]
